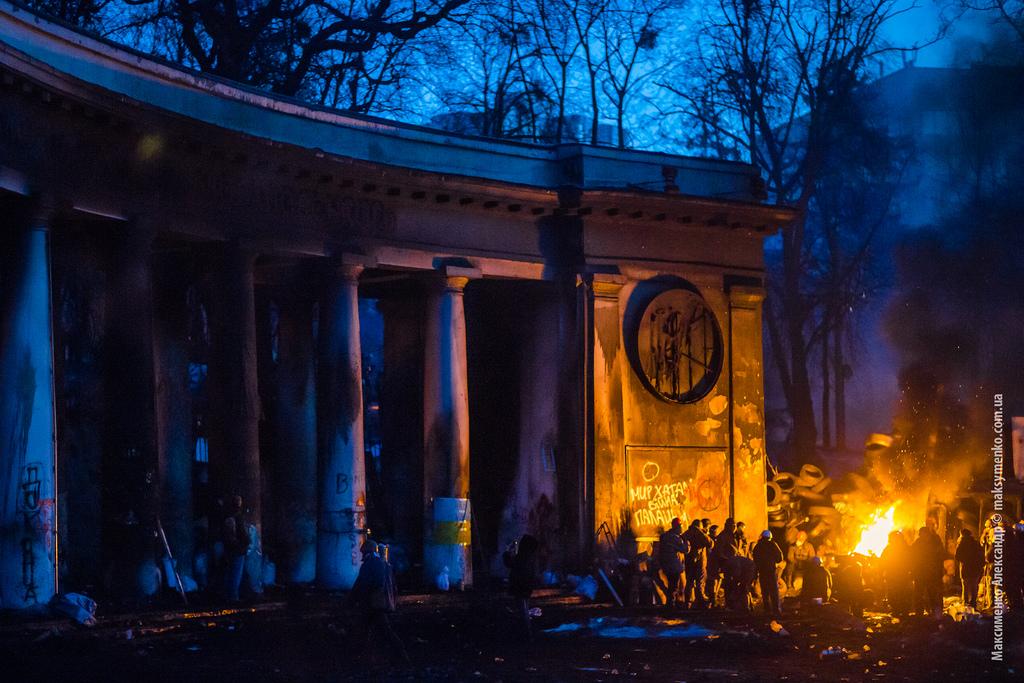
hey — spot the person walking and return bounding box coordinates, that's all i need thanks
[752,530,783,617]
[349,540,409,666]
[503,534,540,640]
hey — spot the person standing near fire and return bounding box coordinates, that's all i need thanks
[912,525,945,617]
[955,528,984,609]
[705,523,721,605]
[752,530,784,617]
[784,530,816,594]
[658,518,689,608]
[682,519,712,608]
[880,530,913,616]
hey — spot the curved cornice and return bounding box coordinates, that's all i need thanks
[0,1,781,211]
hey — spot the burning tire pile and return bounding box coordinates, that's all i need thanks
[767,464,878,551]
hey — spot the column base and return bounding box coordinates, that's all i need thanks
[316,506,366,590]
[424,497,473,589]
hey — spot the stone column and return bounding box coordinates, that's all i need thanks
[152,252,195,588]
[538,208,588,568]
[0,204,57,611]
[210,243,263,567]
[423,266,477,588]
[103,222,161,599]
[316,258,367,589]
[589,274,627,540]
[272,273,317,584]
[727,284,768,536]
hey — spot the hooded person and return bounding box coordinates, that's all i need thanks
[349,540,408,666]
[752,530,784,616]
[801,556,832,606]
[880,530,913,616]
[911,525,945,617]
[955,528,984,608]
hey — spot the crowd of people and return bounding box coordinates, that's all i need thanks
[622,514,1024,620]
[626,516,799,616]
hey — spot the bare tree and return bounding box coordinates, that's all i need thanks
[597,0,673,148]
[425,0,549,139]
[532,0,583,142]
[957,0,1024,43]
[569,0,609,144]
[31,0,470,97]
[664,0,923,463]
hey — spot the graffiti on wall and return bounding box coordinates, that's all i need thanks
[18,463,54,604]
[626,447,728,541]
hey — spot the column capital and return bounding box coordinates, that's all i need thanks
[328,253,376,282]
[728,286,766,306]
[26,193,61,230]
[590,274,627,301]
[438,265,481,294]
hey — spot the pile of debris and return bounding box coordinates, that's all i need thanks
[767,464,878,550]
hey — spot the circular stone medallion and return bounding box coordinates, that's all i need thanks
[635,288,723,403]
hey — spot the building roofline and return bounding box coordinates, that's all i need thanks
[0,0,790,214]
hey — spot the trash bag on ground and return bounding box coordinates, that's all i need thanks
[50,593,97,626]
[436,566,451,591]
[574,575,599,601]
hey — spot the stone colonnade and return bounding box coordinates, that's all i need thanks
[0,210,481,607]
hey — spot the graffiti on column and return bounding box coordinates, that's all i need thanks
[18,463,53,604]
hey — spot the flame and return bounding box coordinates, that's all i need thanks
[853,505,897,556]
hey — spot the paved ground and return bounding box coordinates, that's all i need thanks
[1,589,1020,681]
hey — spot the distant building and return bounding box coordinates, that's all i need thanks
[432,111,627,146]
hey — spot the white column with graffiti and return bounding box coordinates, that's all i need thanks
[0,221,57,611]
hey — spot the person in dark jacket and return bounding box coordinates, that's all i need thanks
[752,530,783,616]
[833,555,868,617]
[784,530,815,594]
[503,534,540,639]
[349,540,408,665]
[880,530,913,616]
[912,526,945,617]
[1005,523,1024,609]
[955,528,984,608]
[659,518,688,608]
[735,522,750,558]
[705,524,720,605]
[682,519,712,608]
[801,556,832,606]
[221,495,250,603]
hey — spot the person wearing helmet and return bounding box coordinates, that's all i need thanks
[752,530,784,617]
